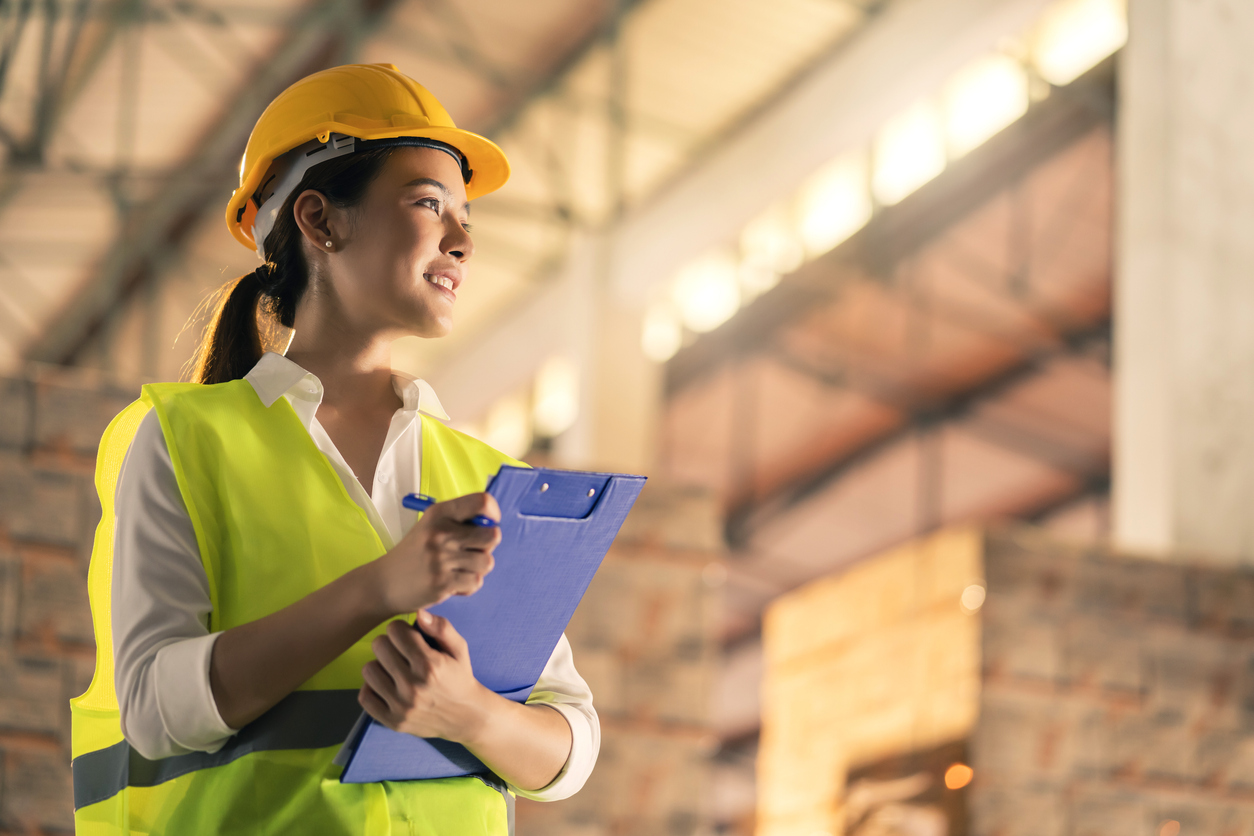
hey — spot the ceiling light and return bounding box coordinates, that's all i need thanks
[795,150,871,257]
[641,302,683,362]
[671,251,742,333]
[484,392,531,459]
[872,99,946,206]
[533,355,579,438]
[960,583,987,614]
[1032,0,1127,86]
[741,202,804,274]
[944,53,1030,158]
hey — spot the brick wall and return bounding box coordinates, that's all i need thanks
[758,524,1254,836]
[0,369,721,834]
[758,526,984,836]
[975,528,1254,835]
[0,368,136,835]
[516,483,723,836]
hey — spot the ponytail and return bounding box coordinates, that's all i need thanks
[186,270,267,385]
[185,146,397,385]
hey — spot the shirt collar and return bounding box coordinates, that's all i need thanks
[244,352,450,421]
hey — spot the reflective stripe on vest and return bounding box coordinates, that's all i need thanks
[71,379,525,834]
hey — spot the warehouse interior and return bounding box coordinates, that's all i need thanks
[2,0,1253,833]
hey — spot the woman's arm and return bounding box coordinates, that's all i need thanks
[113,411,233,759]
[359,612,574,792]
[209,493,502,730]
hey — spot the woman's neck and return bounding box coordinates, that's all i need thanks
[285,313,401,414]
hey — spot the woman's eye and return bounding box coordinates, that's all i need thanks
[417,197,441,212]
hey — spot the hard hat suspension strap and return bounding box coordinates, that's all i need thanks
[251,134,475,260]
[252,133,357,259]
[357,136,473,186]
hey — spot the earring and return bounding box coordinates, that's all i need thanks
[325,241,333,248]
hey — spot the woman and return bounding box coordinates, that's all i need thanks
[70,63,597,835]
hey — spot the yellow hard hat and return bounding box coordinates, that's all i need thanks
[226,63,510,255]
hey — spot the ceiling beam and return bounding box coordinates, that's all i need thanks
[725,319,1111,548]
[23,0,402,367]
[664,57,1115,400]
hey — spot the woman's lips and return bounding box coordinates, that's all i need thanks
[424,273,457,300]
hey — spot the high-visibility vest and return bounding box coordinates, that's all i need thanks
[70,379,524,835]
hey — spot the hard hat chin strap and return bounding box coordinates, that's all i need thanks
[251,133,473,259]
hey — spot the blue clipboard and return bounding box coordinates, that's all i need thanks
[335,465,646,783]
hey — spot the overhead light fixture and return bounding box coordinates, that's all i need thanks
[960,583,987,614]
[641,301,684,362]
[944,53,1030,158]
[795,150,871,257]
[872,99,946,206]
[741,202,805,279]
[532,355,579,438]
[484,392,531,459]
[671,251,742,333]
[1032,0,1127,86]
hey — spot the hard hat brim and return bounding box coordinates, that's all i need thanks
[226,122,510,251]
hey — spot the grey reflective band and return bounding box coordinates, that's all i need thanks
[73,689,362,809]
[72,688,513,832]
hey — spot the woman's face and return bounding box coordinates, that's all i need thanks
[317,146,475,340]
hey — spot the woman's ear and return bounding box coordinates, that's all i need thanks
[292,190,338,250]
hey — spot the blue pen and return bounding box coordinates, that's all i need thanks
[402,493,498,527]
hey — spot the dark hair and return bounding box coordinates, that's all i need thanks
[186,148,396,385]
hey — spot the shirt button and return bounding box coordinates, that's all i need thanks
[378,473,390,485]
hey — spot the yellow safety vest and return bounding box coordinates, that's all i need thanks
[70,379,524,835]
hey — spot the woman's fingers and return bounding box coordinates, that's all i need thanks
[437,492,501,528]
[434,518,501,553]
[374,627,427,685]
[379,491,503,613]
[361,660,401,714]
[358,684,395,726]
[418,611,469,661]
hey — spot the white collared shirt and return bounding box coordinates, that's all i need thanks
[111,352,598,801]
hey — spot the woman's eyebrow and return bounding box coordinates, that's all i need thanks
[404,177,470,214]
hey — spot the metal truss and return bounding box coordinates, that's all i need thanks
[22,0,402,366]
[656,60,1119,549]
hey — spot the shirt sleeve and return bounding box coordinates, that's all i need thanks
[112,409,235,760]
[514,633,601,802]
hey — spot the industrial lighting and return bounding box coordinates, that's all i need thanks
[671,251,742,333]
[740,202,804,298]
[738,258,782,301]
[944,53,1030,158]
[795,151,871,257]
[872,99,946,206]
[484,392,532,459]
[641,302,684,362]
[960,583,987,614]
[944,763,974,790]
[533,355,579,438]
[1032,0,1127,86]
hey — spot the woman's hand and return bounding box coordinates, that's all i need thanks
[372,493,502,614]
[359,611,575,792]
[359,610,493,743]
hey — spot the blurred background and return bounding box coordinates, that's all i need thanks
[1,0,1252,833]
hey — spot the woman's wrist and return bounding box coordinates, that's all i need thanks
[449,682,503,748]
[351,558,404,623]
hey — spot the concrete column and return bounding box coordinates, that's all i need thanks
[564,234,661,475]
[1115,0,1254,561]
